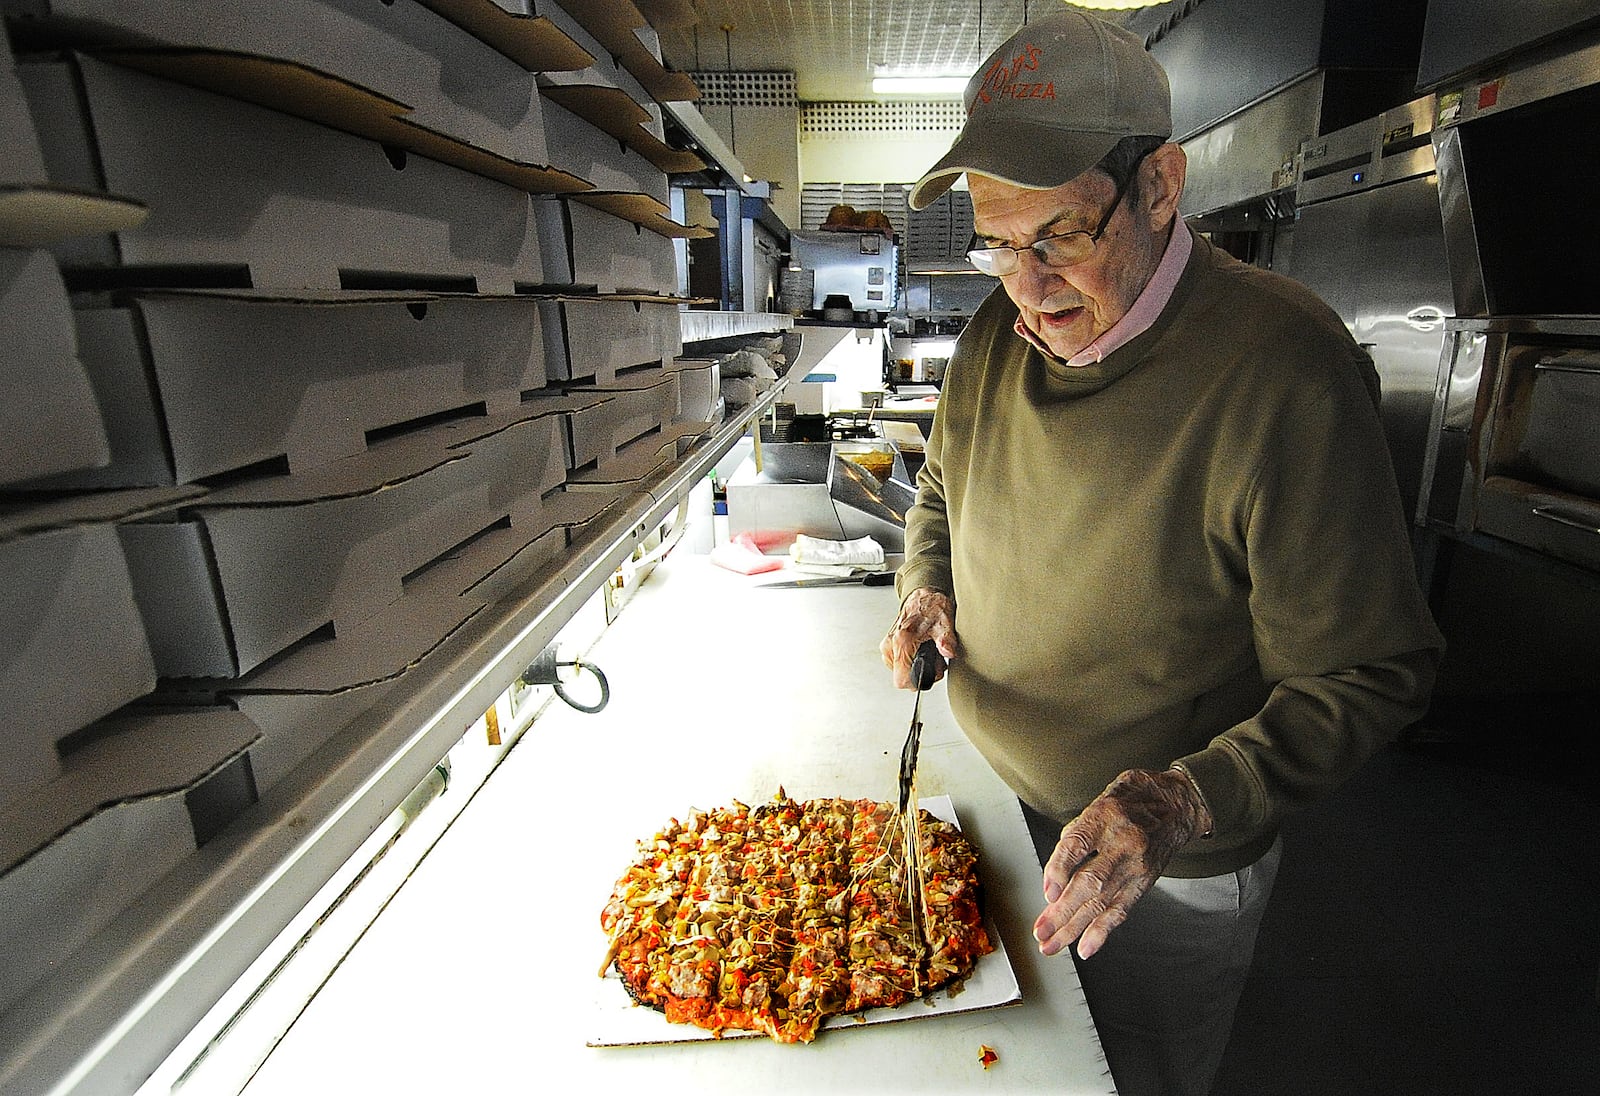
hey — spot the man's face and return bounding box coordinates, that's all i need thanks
[969,153,1175,361]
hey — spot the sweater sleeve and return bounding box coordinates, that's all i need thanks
[1173,348,1444,841]
[896,301,996,603]
[896,402,955,601]
[1174,650,1438,840]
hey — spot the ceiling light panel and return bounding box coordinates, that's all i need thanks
[655,0,1066,102]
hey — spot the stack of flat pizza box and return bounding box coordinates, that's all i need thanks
[528,0,712,503]
[0,0,734,1026]
[0,22,215,1022]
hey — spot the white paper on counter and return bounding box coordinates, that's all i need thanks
[588,794,1023,1047]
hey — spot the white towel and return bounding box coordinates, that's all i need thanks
[790,534,885,569]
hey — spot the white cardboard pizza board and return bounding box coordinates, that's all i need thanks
[587,795,1023,1046]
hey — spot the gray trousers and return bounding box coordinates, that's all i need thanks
[1022,800,1282,1096]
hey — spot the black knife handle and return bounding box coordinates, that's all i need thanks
[911,639,943,690]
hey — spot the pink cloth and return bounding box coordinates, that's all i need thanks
[710,533,785,575]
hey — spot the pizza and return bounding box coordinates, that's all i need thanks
[598,790,993,1043]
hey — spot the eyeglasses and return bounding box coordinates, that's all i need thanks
[966,153,1149,277]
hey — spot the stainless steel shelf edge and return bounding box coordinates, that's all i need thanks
[660,99,758,194]
[1429,30,1600,128]
[678,309,793,345]
[0,382,787,1096]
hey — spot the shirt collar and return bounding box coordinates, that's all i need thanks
[1011,220,1193,367]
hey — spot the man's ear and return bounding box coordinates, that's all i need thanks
[1142,142,1188,227]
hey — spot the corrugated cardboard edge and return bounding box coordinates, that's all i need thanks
[538,83,705,173]
[416,0,596,73]
[95,47,707,240]
[219,597,489,697]
[566,427,698,487]
[568,191,714,239]
[0,485,202,543]
[0,185,148,247]
[554,0,700,102]
[182,401,580,509]
[97,47,592,197]
[0,710,261,876]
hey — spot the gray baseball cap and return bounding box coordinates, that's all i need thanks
[908,10,1172,210]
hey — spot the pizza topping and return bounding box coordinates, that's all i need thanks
[601,791,994,1043]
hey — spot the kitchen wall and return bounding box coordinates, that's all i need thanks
[681,76,966,225]
[797,99,964,189]
[688,69,802,228]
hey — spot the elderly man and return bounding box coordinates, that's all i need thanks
[880,10,1443,1095]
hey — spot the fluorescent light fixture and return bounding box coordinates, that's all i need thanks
[872,75,967,95]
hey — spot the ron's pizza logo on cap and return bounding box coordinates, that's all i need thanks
[971,42,1054,110]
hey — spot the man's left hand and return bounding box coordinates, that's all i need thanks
[1033,768,1212,960]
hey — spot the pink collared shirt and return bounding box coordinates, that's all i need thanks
[1012,220,1193,366]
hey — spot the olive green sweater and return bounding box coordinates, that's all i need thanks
[899,231,1444,877]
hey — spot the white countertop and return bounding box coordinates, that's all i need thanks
[242,554,1114,1095]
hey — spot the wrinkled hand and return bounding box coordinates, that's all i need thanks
[1034,768,1213,960]
[879,586,959,689]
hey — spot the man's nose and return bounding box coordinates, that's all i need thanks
[1008,253,1067,302]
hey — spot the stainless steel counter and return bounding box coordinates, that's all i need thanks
[240,553,1114,1094]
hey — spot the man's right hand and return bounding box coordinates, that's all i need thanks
[880,586,959,689]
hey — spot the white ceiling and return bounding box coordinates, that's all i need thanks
[650,1,1162,103]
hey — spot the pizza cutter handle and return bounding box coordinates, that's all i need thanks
[899,642,943,813]
[911,639,944,691]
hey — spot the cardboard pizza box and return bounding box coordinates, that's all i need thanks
[539,0,701,104]
[666,354,723,423]
[539,95,673,206]
[0,26,49,188]
[9,0,556,166]
[19,54,550,293]
[531,1,658,109]
[0,708,260,1015]
[120,406,570,679]
[0,248,111,486]
[414,0,595,73]
[209,589,489,796]
[565,429,690,492]
[39,289,551,488]
[163,486,627,795]
[0,21,149,250]
[532,198,687,295]
[576,200,681,294]
[564,365,683,470]
[0,488,199,817]
[451,489,630,608]
[545,295,684,383]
